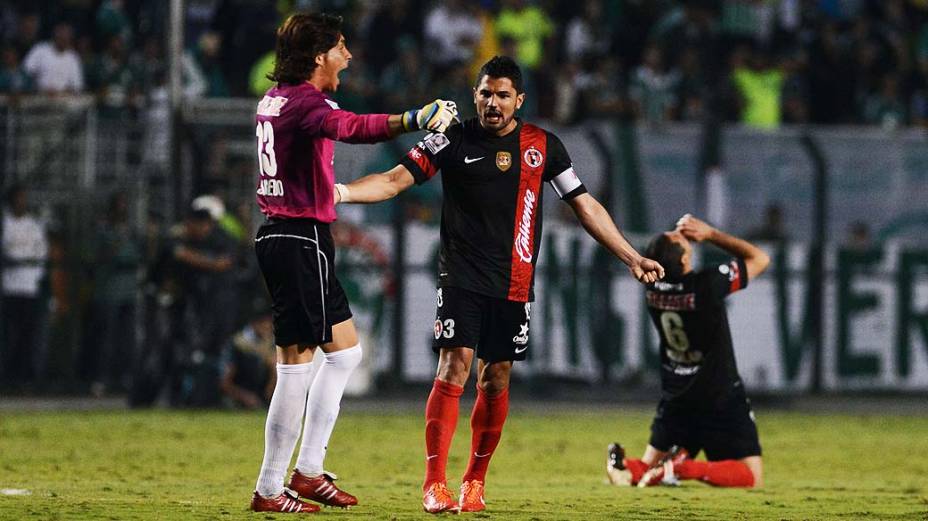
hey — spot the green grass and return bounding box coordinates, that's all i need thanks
[1,404,927,520]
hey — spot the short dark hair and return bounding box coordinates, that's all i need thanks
[267,13,343,85]
[646,234,686,281]
[475,55,523,92]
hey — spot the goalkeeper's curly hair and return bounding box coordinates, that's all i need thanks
[268,12,343,85]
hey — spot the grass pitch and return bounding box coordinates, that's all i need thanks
[1,401,927,520]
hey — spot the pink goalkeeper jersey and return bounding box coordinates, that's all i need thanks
[255,82,392,222]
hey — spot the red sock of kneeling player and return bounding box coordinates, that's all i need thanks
[622,458,650,484]
[675,459,755,487]
[462,387,509,483]
[424,379,464,490]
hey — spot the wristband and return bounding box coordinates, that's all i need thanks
[335,183,350,204]
[402,109,419,132]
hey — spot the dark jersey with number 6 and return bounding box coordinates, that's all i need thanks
[399,118,587,302]
[645,258,749,406]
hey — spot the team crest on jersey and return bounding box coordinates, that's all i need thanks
[423,133,450,154]
[496,151,512,171]
[523,146,544,168]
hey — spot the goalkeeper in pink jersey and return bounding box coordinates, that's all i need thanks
[249,12,458,514]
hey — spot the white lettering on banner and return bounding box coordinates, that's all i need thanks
[515,190,536,263]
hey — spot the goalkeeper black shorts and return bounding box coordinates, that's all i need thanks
[649,387,762,461]
[431,286,532,363]
[255,219,352,347]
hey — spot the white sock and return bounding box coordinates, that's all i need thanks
[295,344,362,476]
[255,362,317,497]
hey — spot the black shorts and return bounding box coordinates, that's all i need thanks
[649,389,761,461]
[432,286,532,363]
[255,219,352,347]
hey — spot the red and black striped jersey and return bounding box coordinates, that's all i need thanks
[399,118,586,302]
[645,258,750,406]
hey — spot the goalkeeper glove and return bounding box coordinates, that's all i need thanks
[402,99,458,133]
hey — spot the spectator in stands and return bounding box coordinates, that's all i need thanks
[0,45,34,95]
[731,47,784,129]
[780,48,810,124]
[133,36,166,94]
[10,11,41,58]
[1,184,48,388]
[676,47,707,122]
[380,37,431,112]
[87,35,141,117]
[184,31,229,98]
[564,0,611,64]
[95,0,133,48]
[629,45,680,123]
[220,300,276,409]
[862,74,907,129]
[495,0,555,72]
[83,192,142,396]
[365,0,421,78]
[746,203,788,245]
[424,0,483,74]
[576,54,626,121]
[22,21,84,94]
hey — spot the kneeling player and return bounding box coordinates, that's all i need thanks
[607,214,770,488]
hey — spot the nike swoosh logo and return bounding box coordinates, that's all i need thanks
[474,452,492,458]
[464,156,485,164]
[514,345,528,354]
[427,455,439,460]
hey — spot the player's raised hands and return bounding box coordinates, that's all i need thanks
[402,100,459,133]
[676,213,714,243]
[629,257,665,284]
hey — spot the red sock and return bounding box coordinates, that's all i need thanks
[423,378,464,490]
[622,458,650,484]
[462,387,509,483]
[676,459,755,487]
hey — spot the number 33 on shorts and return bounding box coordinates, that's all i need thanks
[434,318,455,339]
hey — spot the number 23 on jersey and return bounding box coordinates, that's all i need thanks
[256,121,284,196]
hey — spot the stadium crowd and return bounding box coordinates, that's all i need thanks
[3,0,928,128]
[0,0,920,398]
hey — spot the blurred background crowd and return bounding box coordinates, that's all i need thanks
[1,0,926,403]
[5,0,928,127]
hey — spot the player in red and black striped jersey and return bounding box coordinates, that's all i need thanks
[336,56,664,514]
[606,214,771,489]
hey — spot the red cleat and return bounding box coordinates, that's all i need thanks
[288,470,358,508]
[638,446,690,487]
[422,481,460,514]
[459,480,486,512]
[250,489,320,513]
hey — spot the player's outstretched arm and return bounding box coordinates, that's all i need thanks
[676,213,771,279]
[335,164,416,204]
[324,100,458,143]
[567,193,664,284]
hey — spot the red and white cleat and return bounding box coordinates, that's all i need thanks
[459,480,486,512]
[423,481,460,514]
[288,470,358,508]
[250,489,320,514]
[638,446,689,487]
